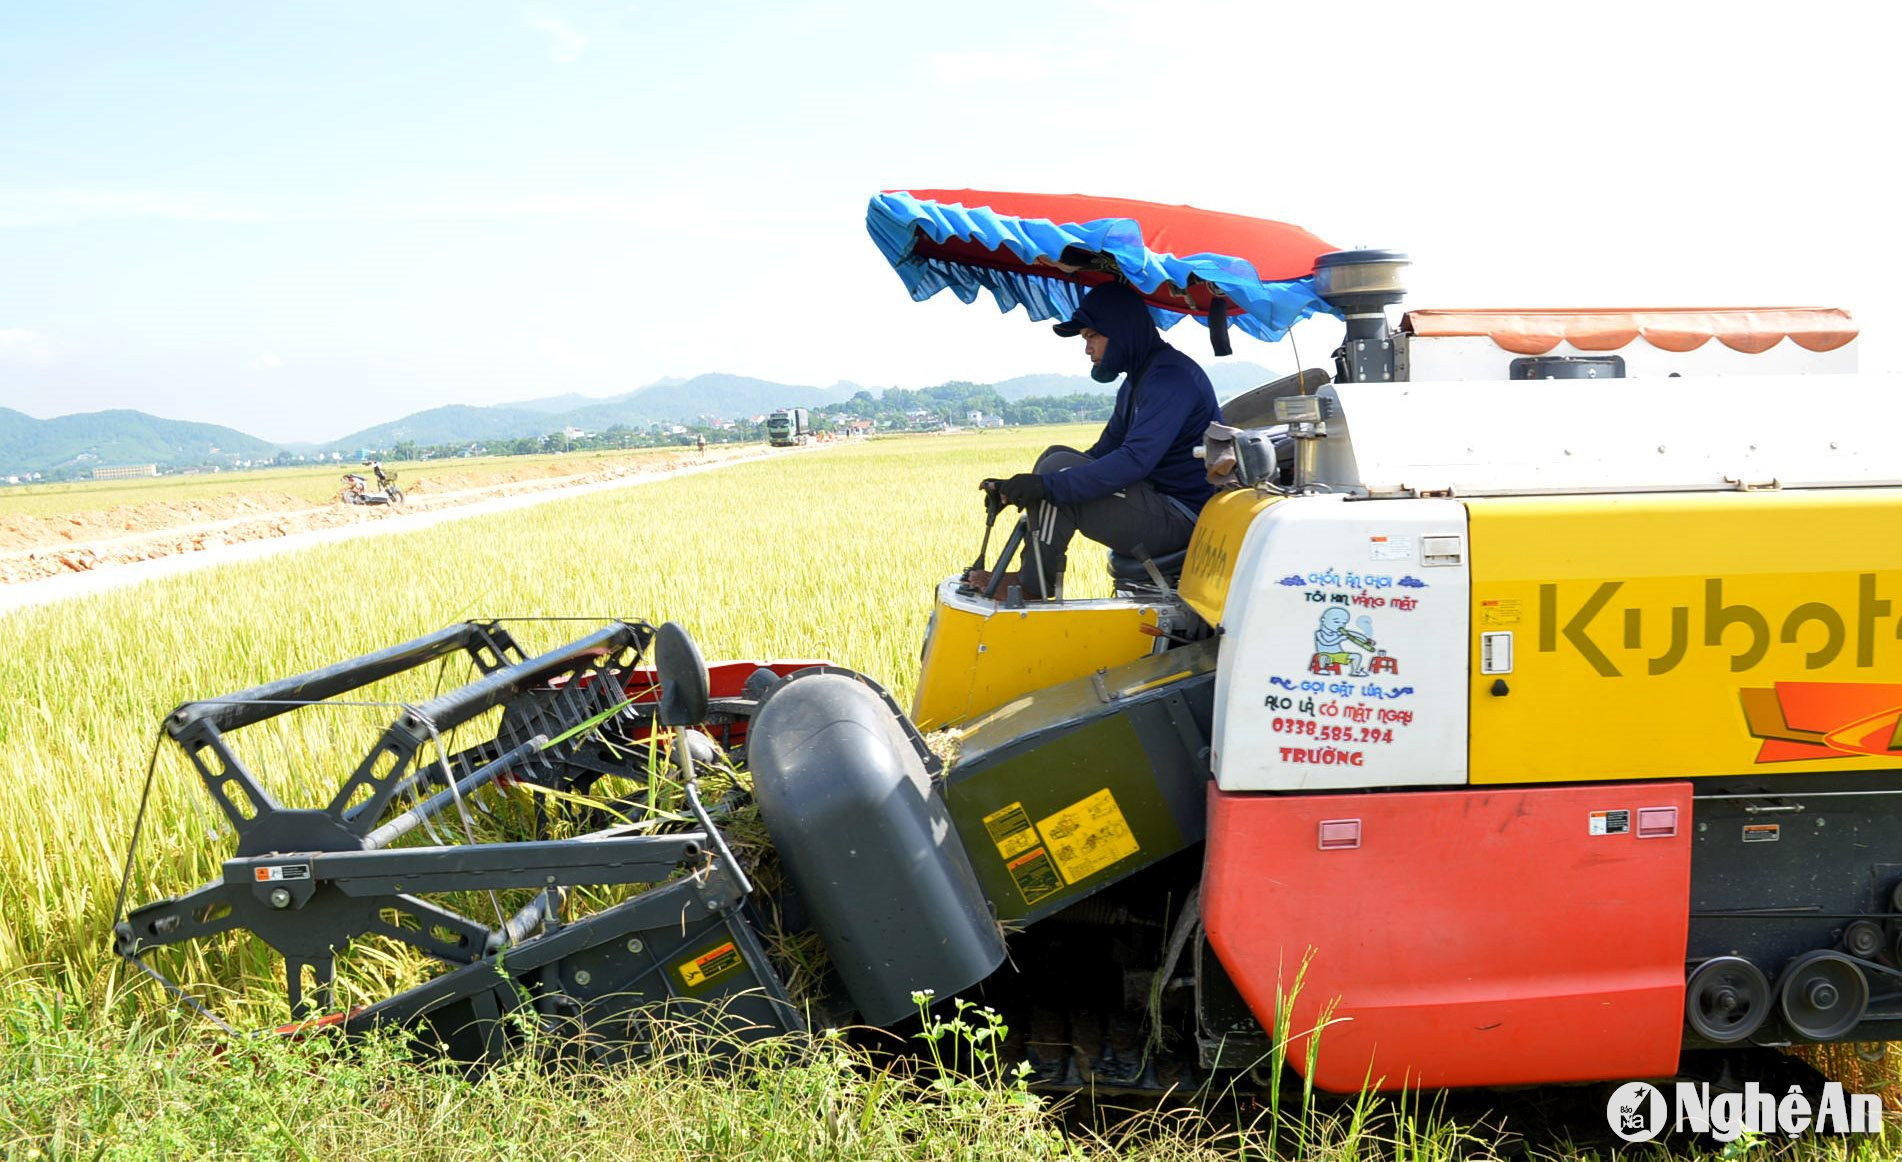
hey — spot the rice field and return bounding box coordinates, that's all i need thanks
[0,447,691,516]
[0,427,1091,999]
[1,425,1894,1159]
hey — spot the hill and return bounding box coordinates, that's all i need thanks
[1,358,1298,474]
[992,360,1277,403]
[0,407,281,477]
[326,374,860,450]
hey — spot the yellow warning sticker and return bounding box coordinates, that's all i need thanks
[677,940,744,989]
[982,801,1039,860]
[1479,598,1522,626]
[1005,846,1063,904]
[1036,788,1140,885]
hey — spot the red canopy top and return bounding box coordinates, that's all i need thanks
[894,189,1337,282]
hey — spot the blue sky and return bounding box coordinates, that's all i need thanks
[2,1,1897,442]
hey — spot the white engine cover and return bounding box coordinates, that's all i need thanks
[1212,496,1470,791]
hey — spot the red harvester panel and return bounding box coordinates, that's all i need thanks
[1203,781,1692,1091]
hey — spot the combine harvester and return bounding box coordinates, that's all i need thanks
[118,191,1902,1097]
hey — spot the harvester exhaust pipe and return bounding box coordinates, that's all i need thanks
[1313,249,1410,384]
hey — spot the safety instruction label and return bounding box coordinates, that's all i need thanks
[254,864,310,882]
[1742,823,1782,843]
[1589,809,1631,836]
[1036,788,1140,884]
[1369,536,1413,562]
[1478,598,1522,626]
[677,941,744,989]
[1005,847,1063,904]
[982,801,1039,860]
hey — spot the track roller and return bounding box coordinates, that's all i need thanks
[1685,956,1772,1043]
[1778,951,1869,1041]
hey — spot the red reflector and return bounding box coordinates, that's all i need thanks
[1318,819,1362,850]
[274,1009,354,1037]
[1637,806,1679,838]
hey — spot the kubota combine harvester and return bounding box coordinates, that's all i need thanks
[117,191,1902,1095]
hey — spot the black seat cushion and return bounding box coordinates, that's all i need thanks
[1107,546,1190,584]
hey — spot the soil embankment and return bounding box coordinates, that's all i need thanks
[0,447,782,588]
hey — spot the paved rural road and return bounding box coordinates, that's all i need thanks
[0,445,826,616]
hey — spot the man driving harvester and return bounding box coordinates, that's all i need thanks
[978,280,1222,600]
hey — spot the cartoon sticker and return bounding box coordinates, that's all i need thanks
[1262,564,1424,770]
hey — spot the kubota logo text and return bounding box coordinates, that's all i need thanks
[1539,575,1896,677]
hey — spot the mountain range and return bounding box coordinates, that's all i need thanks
[0,408,280,478]
[2,361,1282,476]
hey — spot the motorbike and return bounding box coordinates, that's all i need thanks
[338,462,404,506]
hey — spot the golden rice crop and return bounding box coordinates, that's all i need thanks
[0,448,707,517]
[0,426,1098,1009]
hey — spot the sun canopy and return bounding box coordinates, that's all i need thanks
[866,189,1340,344]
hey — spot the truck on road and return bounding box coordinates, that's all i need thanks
[765,408,810,447]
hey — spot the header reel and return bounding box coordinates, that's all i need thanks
[115,618,803,1064]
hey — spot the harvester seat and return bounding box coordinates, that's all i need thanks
[1107,546,1190,587]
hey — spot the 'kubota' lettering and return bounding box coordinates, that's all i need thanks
[1541,581,1624,676]
[1537,574,1898,677]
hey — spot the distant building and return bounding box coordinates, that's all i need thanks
[91,464,158,481]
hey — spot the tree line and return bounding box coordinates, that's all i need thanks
[354,383,1115,462]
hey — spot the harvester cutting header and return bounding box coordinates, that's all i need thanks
[118,190,1902,1097]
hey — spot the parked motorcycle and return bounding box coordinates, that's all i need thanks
[338,461,404,506]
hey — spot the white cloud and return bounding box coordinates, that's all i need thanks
[244,352,284,371]
[0,329,53,366]
[523,9,587,63]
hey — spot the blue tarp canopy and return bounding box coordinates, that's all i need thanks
[867,189,1340,344]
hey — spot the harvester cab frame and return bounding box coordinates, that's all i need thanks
[115,190,1902,1103]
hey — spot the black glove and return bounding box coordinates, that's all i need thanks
[977,478,1006,518]
[996,472,1047,508]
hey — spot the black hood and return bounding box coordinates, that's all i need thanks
[1057,282,1165,384]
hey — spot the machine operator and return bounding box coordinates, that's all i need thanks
[978,281,1221,599]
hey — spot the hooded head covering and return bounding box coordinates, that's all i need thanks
[1052,282,1166,384]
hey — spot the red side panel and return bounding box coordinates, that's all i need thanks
[1203,782,1692,1091]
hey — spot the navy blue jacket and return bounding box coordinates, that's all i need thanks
[1042,285,1221,512]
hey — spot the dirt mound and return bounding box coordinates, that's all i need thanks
[0,491,320,554]
[0,450,744,585]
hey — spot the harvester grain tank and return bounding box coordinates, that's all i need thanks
[115,191,1902,1099]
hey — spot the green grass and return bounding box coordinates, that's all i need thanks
[0,984,1543,1161]
[1,425,1895,1159]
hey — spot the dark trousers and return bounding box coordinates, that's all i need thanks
[1014,446,1197,598]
